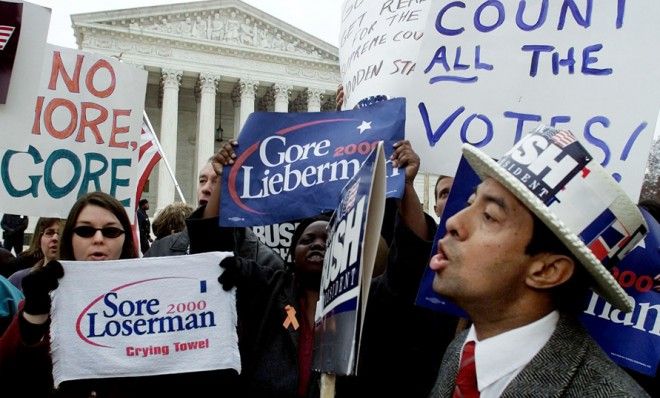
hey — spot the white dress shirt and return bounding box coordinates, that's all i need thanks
[461,311,560,398]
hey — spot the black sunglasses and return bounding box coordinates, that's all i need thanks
[73,226,125,239]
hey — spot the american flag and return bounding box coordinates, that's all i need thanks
[341,180,360,215]
[550,130,577,148]
[0,25,15,51]
[133,113,163,257]
[136,113,163,202]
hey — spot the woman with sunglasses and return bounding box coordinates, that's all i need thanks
[7,217,63,290]
[0,192,238,396]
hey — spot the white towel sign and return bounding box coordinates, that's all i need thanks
[50,252,239,387]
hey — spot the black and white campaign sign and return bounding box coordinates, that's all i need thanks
[251,221,299,260]
[405,1,660,200]
[312,142,385,375]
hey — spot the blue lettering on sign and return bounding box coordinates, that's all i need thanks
[418,103,465,146]
[550,116,571,128]
[558,0,593,30]
[435,1,465,36]
[434,0,627,36]
[522,44,612,77]
[460,114,493,148]
[79,152,109,196]
[474,0,505,33]
[87,291,215,338]
[424,45,492,84]
[44,149,81,199]
[582,44,613,76]
[616,0,627,28]
[521,45,554,77]
[620,122,647,161]
[110,158,131,207]
[584,116,611,166]
[419,105,649,184]
[516,0,548,31]
[1,145,131,204]
[552,47,576,74]
[503,111,542,144]
[1,146,42,197]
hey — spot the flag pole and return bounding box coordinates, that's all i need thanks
[142,110,187,204]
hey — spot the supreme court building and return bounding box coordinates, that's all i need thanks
[71,0,438,216]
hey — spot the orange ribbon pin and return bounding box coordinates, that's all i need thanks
[283,305,299,330]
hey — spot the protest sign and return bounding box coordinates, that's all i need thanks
[415,156,475,317]
[219,98,405,227]
[0,44,147,217]
[0,1,31,103]
[50,252,240,386]
[406,1,660,200]
[0,0,49,113]
[313,142,385,375]
[580,208,660,376]
[251,221,300,260]
[339,0,432,109]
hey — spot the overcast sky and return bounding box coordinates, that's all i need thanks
[28,0,342,48]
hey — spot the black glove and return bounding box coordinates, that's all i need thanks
[218,256,251,291]
[22,260,64,315]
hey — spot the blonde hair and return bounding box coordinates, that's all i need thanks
[152,202,194,240]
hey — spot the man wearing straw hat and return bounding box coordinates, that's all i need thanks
[429,126,649,397]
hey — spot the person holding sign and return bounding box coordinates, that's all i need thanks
[0,192,239,396]
[194,140,457,397]
[145,157,283,273]
[428,127,648,397]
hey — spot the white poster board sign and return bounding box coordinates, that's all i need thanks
[406,1,660,199]
[50,252,240,386]
[339,0,432,108]
[0,44,147,217]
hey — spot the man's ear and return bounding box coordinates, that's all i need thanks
[526,254,575,290]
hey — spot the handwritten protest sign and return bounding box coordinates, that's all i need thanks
[405,1,660,199]
[0,44,147,217]
[581,208,660,376]
[50,252,240,386]
[339,0,432,109]
[219,98,405,227]
[313,142,385,375]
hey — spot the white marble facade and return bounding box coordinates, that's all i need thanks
[72,0,340,210]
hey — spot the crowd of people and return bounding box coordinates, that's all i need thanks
[0,87,657,397]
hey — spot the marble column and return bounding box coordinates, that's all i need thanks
[273,83,291,112]
[156,68,182,211]
[231,84,241,139]
[195,73,219,182]
[238,78,259,133]
[306,88,323,112]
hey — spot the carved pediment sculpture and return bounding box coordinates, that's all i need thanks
[121,8,332,61]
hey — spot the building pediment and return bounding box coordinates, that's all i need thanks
[72,0,338,64]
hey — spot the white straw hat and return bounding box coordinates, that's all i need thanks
[462,125,648,312]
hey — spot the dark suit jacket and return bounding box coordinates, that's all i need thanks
[430,313,649,397]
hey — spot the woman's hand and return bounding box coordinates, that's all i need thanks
[22,260,64,317]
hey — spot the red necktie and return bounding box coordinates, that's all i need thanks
[453,340,479,398]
